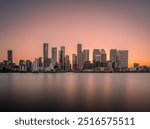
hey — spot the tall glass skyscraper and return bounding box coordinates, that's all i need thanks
[43,43,48,67]
[51,47,57,64]
[60,46,65,69]
[77,44,83,70]
[110,49,118,63]
[118,50,128,69]
[7,50,13,64]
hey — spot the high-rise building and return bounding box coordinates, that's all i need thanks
[72,54,77,70]
[93,49,100,63]
[19,60,26,71]
[7,50,13,64]
[110,49,118,63]
[43,43,49,67]
[65,55,71,70]
[51,47,57,64]
[26,60,32,72]
[100,49,107,63]
[77,44,83,70]
[38,57,42,67]
[77,44,82,56]
[83,50,89,63]
[32,58,42,72]
[118,50,128,68]
[60,46,65,69]
[58,50,61,64]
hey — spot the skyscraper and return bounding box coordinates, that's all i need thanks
[118,50,128,68]
[110,49,118,63]
[60,46,65,69]
[58,50,62,64]
[83,50,89,63]
[77,44,83,70]
[65,55,70,71]
[7,50,13,64]
[32,58,42,72]
[100,49,107,63]
[38,57,42,67]
[51,47,57,64]
[26,60,32,72]
[72,54,77,70]
[93,49,100,63]
[43,43,49,67]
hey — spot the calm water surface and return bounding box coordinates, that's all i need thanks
[0,73,150,111]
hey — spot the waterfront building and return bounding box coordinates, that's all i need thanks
[83,49,89,63]
[118,50,128,69]
[60,46,65,70]
[19,60,27,71]
[32,57,43,72]
[43,43,49,67]
[100,49,107,63]
[7,50,13,64]
[134,63,139,68]
[65,55,71,71]
[72,54,77,70]
[83,61,91,70]
[26,60,32,72]
[51,47,57,64]
[93,49,100,63]
[110,49,118,63]
[100,49,107,68]
[77,44,83,70]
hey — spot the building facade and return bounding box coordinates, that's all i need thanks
[77,44,83,70]
[7,50,13,64]
[118,50,128,69]
[43,43,49,67]
[51,47,57,64]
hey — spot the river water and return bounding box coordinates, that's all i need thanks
[0,73,150,112]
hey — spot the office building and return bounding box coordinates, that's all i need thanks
[19,60,27,71]
[43,43,49,67]
[65,55,71,71]
[100,49,107,63]
[61,46,65,69]
[72,54,77,70]
[118,50,128,69]
[93,49,100,63]
[32,58,40,72]
[83,50,89,63]
[26,60,32,72]
[7,50,13,64]
[51,47,57,64]
[77,44,83,70]
[110,49,118,63]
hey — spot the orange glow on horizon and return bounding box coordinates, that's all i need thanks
[0,1,150,67]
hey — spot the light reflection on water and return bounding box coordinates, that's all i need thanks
[0,73,150,111]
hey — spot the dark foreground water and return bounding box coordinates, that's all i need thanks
[0,73,150,112]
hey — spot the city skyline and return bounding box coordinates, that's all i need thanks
[0,42,149,68]
[1,43,150,73]
[0,43,131,72]
[0,1,150,67]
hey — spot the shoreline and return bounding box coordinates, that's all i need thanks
[0,71,150,73]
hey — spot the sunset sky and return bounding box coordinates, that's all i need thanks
[0,0,150,67]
